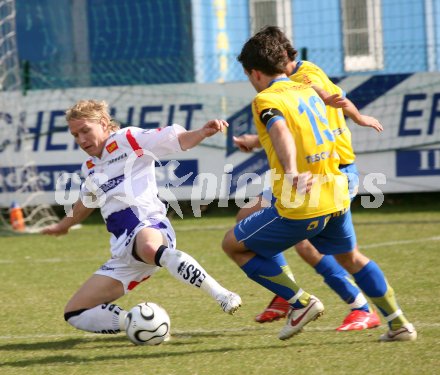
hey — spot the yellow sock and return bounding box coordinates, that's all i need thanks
[370,285,409,330]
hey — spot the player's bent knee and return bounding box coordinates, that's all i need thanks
[64,308,88,329]
[334,249,368,274]
[295,240,310,253]
[135,242,159,264]
[222,230,239,256]
[295,240,323,266]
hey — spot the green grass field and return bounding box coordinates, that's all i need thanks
[1,196,439,375]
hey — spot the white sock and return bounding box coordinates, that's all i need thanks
[157,246,228,300]
[349,293,369,310]
[65,303,127,333]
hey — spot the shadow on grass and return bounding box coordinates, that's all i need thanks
[0,335,367,368]
[0,336,127,352]
[0,337,85,351]
[0,326,270,353]
[0,326,269,355]
[0,328,372,368]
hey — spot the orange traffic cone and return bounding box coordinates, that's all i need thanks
[10,202,25,231]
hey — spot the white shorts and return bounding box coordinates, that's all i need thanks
[95,216,176,294]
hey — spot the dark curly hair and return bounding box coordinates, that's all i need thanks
[255,26,298,61]
[237,31,290,75]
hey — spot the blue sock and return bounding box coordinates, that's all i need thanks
[241,254,309,308]
[353,260,408,328]
[353,260,388,297]
[315,255,369,312]
[272,252,288,267]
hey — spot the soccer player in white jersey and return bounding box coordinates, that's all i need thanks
[41,99,241,337]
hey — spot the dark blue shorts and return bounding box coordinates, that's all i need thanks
[339,163,359,200]
[234,206,357,257]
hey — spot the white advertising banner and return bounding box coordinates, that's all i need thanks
[1,73,439,208]
[226,73,440,196]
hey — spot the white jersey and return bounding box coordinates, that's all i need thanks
[79,125,185,240]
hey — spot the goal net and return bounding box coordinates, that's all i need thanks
[1,0,439,215]
[0,0,58,234]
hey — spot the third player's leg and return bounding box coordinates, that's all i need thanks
[312,210,416,341]
[294,240,324,266]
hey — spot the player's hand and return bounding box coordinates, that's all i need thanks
[322,93,348,108]
[356,115,383,132]
[201,119,229,137]
[286,171,315,194]
[312,85,347,108]
[40,223,69,236]
[233,134,261,152]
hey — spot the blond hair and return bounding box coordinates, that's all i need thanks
[65,99,120,132]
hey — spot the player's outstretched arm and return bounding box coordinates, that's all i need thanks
[342,98,384,132]
[178,119,228,150]
[233,134,261,152]
[312,85,347,109]
[41,199,95,236]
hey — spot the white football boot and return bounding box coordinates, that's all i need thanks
[217,291,242,315]
[279,295,324,340]
[379,323,417,342]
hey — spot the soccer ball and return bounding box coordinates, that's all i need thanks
[125,302,171,346]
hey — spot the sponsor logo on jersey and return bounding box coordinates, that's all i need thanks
[107,152,128,165]
[86,159,95,169]
[99,174,125,193]
[106,141,119,154]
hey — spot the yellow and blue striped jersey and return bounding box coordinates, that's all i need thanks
[289,61,355,165]
[252,78,350,219]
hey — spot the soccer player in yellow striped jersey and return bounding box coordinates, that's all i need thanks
[252,78,350,218]
[222,29,416,342]
[235,26,383,332]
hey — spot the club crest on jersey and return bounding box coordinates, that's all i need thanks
[106,141,119,154]
[86,159,95,169]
